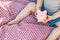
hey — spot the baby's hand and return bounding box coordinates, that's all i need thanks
[43,15,53,23]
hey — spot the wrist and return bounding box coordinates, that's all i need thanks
[36,6,41,10]
[36,7,39,9]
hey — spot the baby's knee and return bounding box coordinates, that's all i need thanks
[28,2,35,6]
[28,2,36,8]
[28,2,36,12]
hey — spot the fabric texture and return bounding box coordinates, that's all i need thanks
[49,17,60,27]
[0,0,60,40]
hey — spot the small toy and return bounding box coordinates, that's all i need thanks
[35,10,47,23]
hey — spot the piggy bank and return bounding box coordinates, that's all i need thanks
[36,10,47,23]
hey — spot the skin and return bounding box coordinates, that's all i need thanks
[46,10,60,40]
[36,0,60,40]
[7,0,43,24]
[7,0,60,40]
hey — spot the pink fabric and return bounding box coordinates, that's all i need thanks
[0,0,60,40]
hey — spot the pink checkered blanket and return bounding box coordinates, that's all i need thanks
[0,0,60,40]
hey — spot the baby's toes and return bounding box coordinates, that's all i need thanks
[7,21,14,25]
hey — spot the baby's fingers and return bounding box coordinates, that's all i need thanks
[47,15,53,20]
[42,16,53,23]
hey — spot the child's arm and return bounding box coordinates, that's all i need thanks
[52,10,60,19]
[36,0,43,10]
[35,0,43,16]
[46,10,60,40]
[45,10,60,23]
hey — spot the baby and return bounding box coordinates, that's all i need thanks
[7,0,60,40]
[44,0,60,40]
[7,0,43,24]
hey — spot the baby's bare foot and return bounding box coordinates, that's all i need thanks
[7,19,19,25]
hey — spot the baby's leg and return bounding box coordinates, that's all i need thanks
[7,2,36,24]
[46,22,60,40]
